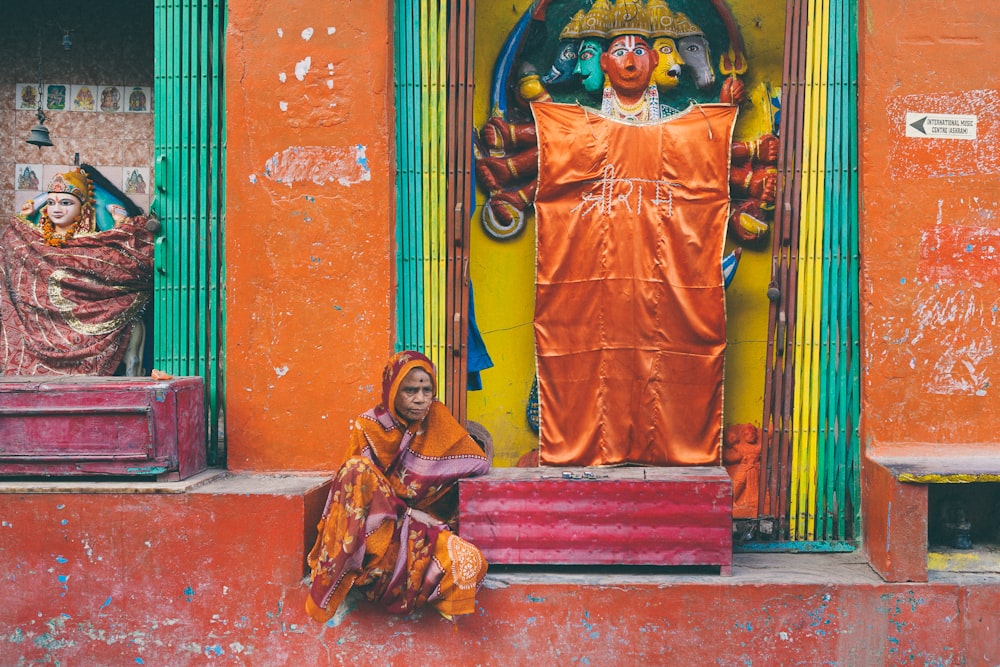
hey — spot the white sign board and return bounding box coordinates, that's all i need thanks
[905,112,977,140]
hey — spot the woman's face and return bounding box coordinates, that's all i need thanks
[394,367,434,424]
[46,195,82,230]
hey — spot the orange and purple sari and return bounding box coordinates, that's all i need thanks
[306,352,490,621]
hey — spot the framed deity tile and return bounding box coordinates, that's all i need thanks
[98,85,125,113]
[43,84,70,111]
[122,167,150,196]
[15,84,41,111]
[125,87,151,113]
[14,164,43,191]
[71,84,98,112]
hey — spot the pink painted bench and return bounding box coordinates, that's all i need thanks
[459,466,733,574]
[0,376,206,481]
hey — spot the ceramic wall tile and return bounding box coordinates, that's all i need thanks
[15,84,41,111]
[43,84,70,111]
[14,164,43,191]
[70,85,98,112]
[125,87,151,113]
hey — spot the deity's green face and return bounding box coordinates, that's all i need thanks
[573,38,606,93]
[651,37,683,90]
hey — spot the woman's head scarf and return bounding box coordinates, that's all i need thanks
[381,350,437,423]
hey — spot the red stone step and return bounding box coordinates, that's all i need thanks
[458,466,733,574]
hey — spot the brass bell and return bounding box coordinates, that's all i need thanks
[25,111,53,148]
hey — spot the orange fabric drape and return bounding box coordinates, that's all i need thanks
[533,103,738,467]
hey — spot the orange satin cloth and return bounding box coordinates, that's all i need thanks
[533,103,738,467]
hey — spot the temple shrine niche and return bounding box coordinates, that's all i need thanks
[471,0,779,470]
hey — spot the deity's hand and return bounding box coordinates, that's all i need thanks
[728,199,771,247]
[108,204,129,226]
[755,134,780,165]
[731,165,777,204]
[720,75,746,105]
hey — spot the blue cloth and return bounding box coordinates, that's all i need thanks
[466,282,493,391]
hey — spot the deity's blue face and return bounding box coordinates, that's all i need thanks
[573,38,606,93]
[542,39,580,85]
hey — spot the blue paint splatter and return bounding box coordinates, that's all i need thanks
[136,658,145,664]
[58,575,69,596]
[56,504,65,510]
[966,244,974,252]
[55,556,67,564]
[204,644,224,657]
[100,597,112,610]
[60,519,68,525]
[900,277,906,284]
[581,610,599,639]
[526,594,544,603]
[184,586,195,602]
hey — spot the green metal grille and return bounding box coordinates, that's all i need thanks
[152,0,226,464]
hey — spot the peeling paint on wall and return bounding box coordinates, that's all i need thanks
[261,145,371,187]
[877,287,998,396]
[919,224,1000,286]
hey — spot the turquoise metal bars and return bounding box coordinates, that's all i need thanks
[395,0,426,355]
[153,0,226,463]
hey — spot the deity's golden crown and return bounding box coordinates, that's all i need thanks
[646,0,677,37]
[560,10,587,40]
[571,0,701,41]
[607,0,652,38]
[578,0,612,38]
[670,11,704,37]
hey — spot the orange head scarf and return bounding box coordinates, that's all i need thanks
[380,350,437,423]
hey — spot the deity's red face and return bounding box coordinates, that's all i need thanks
[393,367,434,424]
[45,195,82,231]
[600,35,657,97]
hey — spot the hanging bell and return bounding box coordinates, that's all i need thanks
[26,123,53,147]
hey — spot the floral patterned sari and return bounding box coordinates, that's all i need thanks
[306,352,490,621]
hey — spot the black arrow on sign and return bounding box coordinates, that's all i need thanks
[909,116,928,135]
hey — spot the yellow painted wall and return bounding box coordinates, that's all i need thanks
[468,1,787,466]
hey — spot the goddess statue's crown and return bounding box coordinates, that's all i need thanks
[578,0,612,39]
[647,0,678,38]
[559,10,587,40]
[671,11,704,37]
[607,0,652,38]
[47,169,92,203]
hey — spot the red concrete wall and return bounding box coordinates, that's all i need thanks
[1,488,997,665]
[224,0,395,472]
[859,0,1000,454]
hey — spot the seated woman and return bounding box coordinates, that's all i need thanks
[1,167,155,375]
[306,351,491,621]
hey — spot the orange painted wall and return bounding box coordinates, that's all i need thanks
[859,0,1000,454]
[225,1,396,471]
